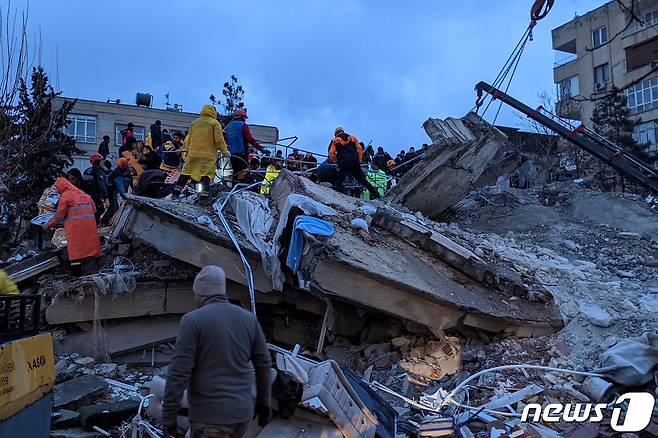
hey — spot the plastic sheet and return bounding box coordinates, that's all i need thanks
[599,332,658,386]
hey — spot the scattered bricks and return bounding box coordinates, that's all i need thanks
[373,352,401,370]
[79,400,140,431]
[566,423,600,438]
[54,375,109,411]
[51,409,81,429]
[399,360,443,380]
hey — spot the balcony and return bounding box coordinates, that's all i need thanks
[556,98,582,121]
[554,51,577,68]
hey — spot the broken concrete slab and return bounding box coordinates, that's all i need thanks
[53,375,108,411]
[388,112,506,219]
[271,171,562,334]
[56,315,180,358]
[52,409,81,429]
[79,400,140,431]
[116,200,272,292]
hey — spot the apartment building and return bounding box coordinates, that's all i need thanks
[54,97,279,170]
[552,0,658,155]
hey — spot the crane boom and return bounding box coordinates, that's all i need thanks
[474,81,658,193]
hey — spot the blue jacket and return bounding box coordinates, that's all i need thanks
[225,119,247,155]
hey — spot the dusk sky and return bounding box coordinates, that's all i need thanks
[18,0,602,154]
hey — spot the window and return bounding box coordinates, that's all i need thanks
[633,121,658,155]
[592,26,608,48]
[558,76,580,101]
[115,124,146,146]
[594,63,610,84]
[63,114,96,143]
[646,10,658,27]
[627,76,658,114]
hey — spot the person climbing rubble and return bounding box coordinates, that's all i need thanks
[101,158,132,224]
[362,163,388,200]
[0,269,19,295]
[83,153,109,223]
[329,127,381,199]
[162,266,271,437]
[260,157,284,195]
[43,177,102,271]
[225,108,262,182]
[171,105,229,201]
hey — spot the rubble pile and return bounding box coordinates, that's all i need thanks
[5,112,658,436]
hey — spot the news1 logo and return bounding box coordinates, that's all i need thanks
[521,392,655,432]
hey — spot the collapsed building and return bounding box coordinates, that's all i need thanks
[5,108,658,437]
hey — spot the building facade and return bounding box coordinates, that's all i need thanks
[54,98,279,170]
[552,0,658,155]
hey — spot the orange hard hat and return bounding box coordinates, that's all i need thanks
[90,153,103,163]
[387,159,396,169]
[117,158,129,167]
[234,108,248,119]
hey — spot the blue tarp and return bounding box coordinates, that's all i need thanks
[286,215,334,273]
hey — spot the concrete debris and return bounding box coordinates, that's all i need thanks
[9,111,658,437]
[389,113,506,219]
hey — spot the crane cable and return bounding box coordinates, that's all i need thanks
[476,0,555,124]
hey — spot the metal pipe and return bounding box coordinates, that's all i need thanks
[214,182,262,316]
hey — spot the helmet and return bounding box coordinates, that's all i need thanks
[234,108,248,119]
[90,153,103,163]
[386,159,396,169]
[117,158,129,167]
[334,127,344,135]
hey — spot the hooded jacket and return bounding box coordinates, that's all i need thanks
[181,105,229,180]
[46,177,102,261]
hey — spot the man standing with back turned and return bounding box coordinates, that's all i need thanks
[162,266,272,438]
[329,127,382,199]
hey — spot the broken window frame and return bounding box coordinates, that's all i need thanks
[633,120,658,154]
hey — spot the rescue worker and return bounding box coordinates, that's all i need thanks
[171,105,229,201]
[159,140,183,173]
[328,127,381,199]
[224,108,262,181]
[44,177,102,268]
[373,146,393,171]
[139,144,162,171]
[83,153,109,222]
[150,120,163,149]
[362,163,388,200]
[260,157,284,195]
[120,123,135,146]
[101,158,132,224]
[162,266,271,437]
[0,269,19,295]
[97,135,111,159]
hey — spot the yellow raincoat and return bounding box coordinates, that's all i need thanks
[181,105,229,181]
[0,269,19,295]
[260,165,280,195]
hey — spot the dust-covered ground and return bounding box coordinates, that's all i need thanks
[437,182,658,369]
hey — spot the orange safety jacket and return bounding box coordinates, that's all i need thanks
[329,133,363,164]
[46,177,102,262]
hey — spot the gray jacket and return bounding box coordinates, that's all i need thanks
[162,295,271,426]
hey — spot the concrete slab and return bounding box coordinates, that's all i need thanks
[53,375,108,411]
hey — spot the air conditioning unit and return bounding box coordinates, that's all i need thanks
[595,82,608,91]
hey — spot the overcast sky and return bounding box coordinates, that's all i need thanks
[19,0,602,154]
